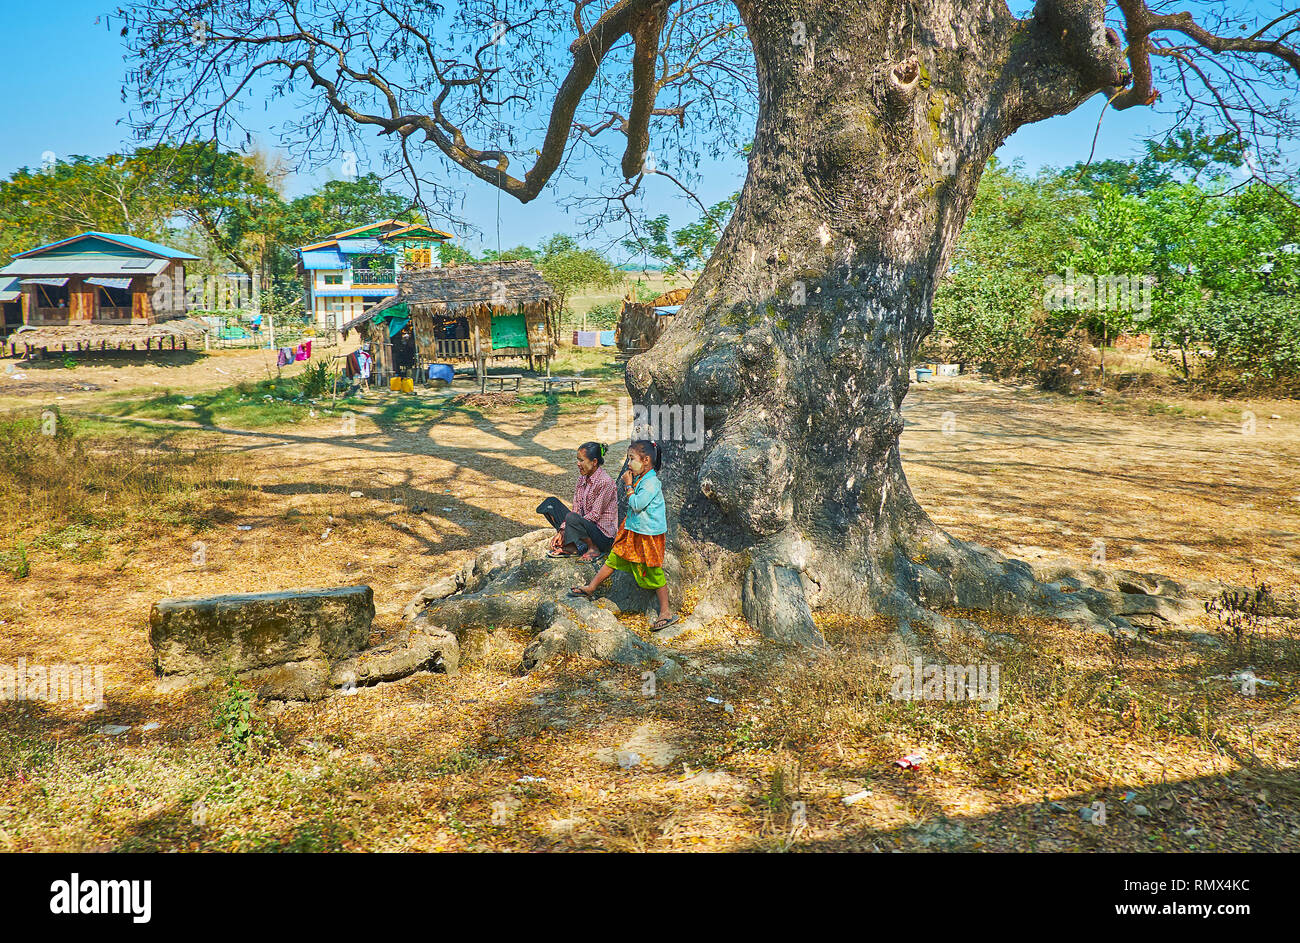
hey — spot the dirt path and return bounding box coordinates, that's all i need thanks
[0,343,349,404]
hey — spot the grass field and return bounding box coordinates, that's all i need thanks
[565,270,692,330]
[0,345,1297,852]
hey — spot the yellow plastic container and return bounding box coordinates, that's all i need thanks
[389,376,401,391]
[401,377,415,394]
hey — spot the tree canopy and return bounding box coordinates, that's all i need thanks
[113,1,1300,243]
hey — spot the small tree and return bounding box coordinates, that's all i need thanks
[625,194,738,277]
[535,235,622,336]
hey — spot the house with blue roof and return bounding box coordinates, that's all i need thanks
[297,220,451,329]
[0,231,197,328]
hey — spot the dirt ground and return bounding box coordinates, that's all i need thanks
[0,343,335,399]
[1,347,1297,852]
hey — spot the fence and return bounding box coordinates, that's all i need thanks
[197,312,339,351]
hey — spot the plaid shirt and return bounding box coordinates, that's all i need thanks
[571,466,618,538]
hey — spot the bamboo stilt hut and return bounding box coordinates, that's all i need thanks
[342,261,557,383]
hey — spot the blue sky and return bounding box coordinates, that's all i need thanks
[0,2,1197,261]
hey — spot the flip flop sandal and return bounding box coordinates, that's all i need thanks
[568,587,594,598]
[580,551,602,562]
[651,615,679,632]
[547,549,577,558]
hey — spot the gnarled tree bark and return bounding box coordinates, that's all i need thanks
[622,1,1179,646]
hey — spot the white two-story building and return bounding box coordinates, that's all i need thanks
[298,220,451,330]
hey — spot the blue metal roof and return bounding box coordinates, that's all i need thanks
[335,238,392,254]
[16,231,198,260]
[301,248,348,270]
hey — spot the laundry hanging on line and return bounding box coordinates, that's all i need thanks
[346,348,373,380]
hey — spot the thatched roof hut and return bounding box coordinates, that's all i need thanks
[615,286,690,358]
[343,261,558,380]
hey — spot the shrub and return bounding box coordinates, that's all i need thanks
[583,300,622,328]
[1190,292,1300,396]
[1032,316,1102,392]
[296,359,333,398]
[213,673,264,757]
[931,268,1101,390]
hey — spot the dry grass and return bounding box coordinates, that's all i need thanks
[0,410,250,578]
[0,360,1298,852]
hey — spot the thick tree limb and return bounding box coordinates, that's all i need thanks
[621,1,671,179]
[1033,0,1130,89]
[1114,0,1300,110]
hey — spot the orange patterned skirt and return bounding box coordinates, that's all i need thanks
[605,527,666,589]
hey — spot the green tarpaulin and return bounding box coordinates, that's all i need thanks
[491,312,528,349]
[367,302,409,337]
[370,302,407,323]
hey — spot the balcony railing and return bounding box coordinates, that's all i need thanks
[351,268,397,285]
[435,338,474,360]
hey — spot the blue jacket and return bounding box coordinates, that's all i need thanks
[623,469,666,536]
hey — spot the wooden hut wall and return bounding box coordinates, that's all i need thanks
[522,307,549,350]
[70,279,95,322]
[357,320,394,379]
[407,302,489,362]
[131,282,153,322]
[149,261,188,319]
[615,287,689,354]
[407,301,553,362]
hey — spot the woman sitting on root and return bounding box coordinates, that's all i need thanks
[536,441,618,562]
[569,439,677,632]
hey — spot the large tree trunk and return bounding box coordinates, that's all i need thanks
[626,1,1151,645]
[412,2,1231,663]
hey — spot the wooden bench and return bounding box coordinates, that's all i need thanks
[480,373,523,392]
[541,375,584,394]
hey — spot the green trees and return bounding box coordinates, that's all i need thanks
[534,235,622,334]
[0,152,174,262]
[932,141,1300,395]
[0,152,420,277]
[931,160,1085,380]
[624,194,737,276]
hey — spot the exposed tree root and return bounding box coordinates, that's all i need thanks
[406,529,684,677]
[401,524,1274,678]
[720,520,1230,658]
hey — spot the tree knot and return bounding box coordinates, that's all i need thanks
[886,54,922,113]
